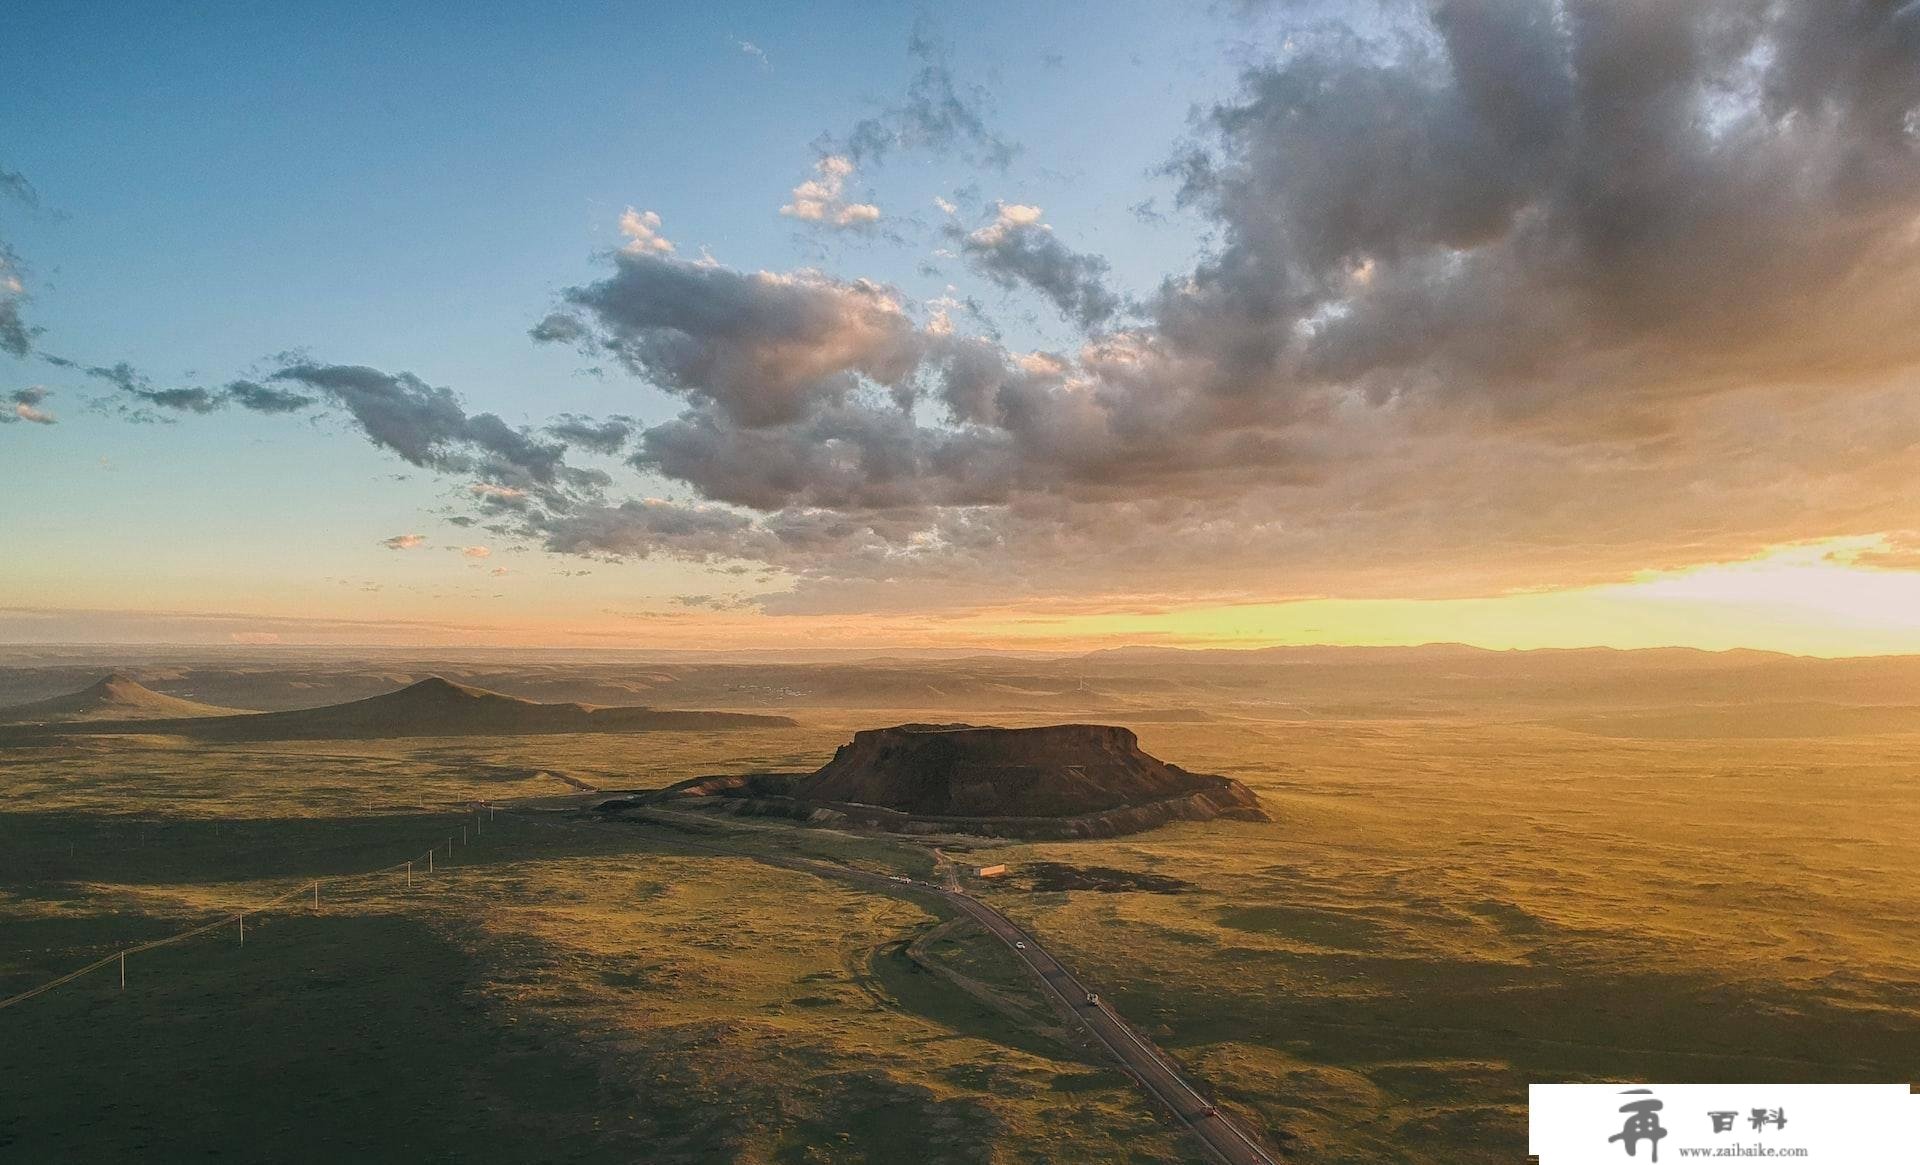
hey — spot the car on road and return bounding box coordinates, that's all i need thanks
[1014,941,1026,949]
[1085,992,1099,1006]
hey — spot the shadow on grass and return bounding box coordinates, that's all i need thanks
[1117,943,1920,1109]
[0,808,625,891]
[0,913,645,1163]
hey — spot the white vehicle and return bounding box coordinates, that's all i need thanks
[1085,992,1099,1006]
[1014,941,1026,949]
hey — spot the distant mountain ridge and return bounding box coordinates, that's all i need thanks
[0,675,794,741]
[0,674,248,724]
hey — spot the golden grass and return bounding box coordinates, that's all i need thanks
[5,706,1919,1161]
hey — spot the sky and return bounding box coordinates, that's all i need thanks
[2,1,1919,654]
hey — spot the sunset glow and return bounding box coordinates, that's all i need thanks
[3,3,1917,657]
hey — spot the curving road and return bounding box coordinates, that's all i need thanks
[587,813,1281,1165]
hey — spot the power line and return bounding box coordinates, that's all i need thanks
[0,802,495,1012]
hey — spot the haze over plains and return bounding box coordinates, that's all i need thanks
[4,2,1918,654]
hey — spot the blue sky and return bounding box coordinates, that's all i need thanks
[5,2,1919,650]
[2,2,1253,630]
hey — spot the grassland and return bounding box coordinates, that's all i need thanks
[5,689,1920,1162]
[0,724,1186,1164]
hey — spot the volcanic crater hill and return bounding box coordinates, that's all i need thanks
[0,673,249,724]
[0,676,796,743]
[638,723,1267,839]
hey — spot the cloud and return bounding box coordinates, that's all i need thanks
[0,274,31,358]
[381,533,426,550]
[4,385,54,424]
[829,20,1018,171]
[955,203,1121,328]
[224,379,316,414]
[513,1,1920,614]
[36,348,623,522]
[1848,532,1920,572]
[531,497,766,561]
[617,208,674,255]
[264,363,585,501]
[42,357,318,418]
[0,165,42,358]
[671,592,758,611]
[536,245,922,427]
[736,39,769,69]
[780,155,882,228]
[546,415,633,455]
[1154,0,1920,412]
[42,358,224,414]
[32,5,1920,620]
[461,545,492,558]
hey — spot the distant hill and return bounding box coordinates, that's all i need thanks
[0,674,249,724]
[0,676,796,742]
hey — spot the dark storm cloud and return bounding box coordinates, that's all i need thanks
[954,204,1122,329]
[831,21,1019,170]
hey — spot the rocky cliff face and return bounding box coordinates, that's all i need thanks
[625,723,1268,838]
[795,723,1220,817]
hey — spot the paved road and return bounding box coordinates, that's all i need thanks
[935,888,1280,1165]
[547,808,1281,1165]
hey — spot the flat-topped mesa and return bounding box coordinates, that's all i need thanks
[793,722,1259,821]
